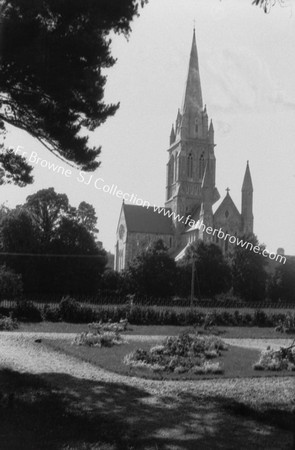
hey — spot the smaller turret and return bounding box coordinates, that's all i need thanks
[170,124,176,145]
[202,105,208,137]
[241,161,254,234]
[209,119,214,145]
[175,109,181,136]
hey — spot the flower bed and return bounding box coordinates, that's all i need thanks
[254,341,295,371]
[72,319,128,347]
[124,332,227,374]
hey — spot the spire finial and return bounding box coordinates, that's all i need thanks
[226,187,230,195]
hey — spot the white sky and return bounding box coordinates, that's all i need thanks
[2,0,295,255]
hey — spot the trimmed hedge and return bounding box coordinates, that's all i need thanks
[43,303,295,327]
[12,301,43,322]
[3,297,295,327]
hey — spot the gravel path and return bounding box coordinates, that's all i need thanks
[1,331,293,349]
[1,333,294,449]
[0,332,294,404]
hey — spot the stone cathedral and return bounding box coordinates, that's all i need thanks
[115,30,253,272]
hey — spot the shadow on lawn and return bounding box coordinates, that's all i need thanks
[0,368,293,450]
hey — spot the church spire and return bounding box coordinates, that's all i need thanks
[181,28,203,114]
[242,160,253,192]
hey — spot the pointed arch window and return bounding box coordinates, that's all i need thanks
[187,152,193,178]
[199,152,205,180]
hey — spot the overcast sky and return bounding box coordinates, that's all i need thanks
[3,0,295,256]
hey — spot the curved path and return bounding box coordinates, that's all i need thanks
[0,332,294,449]
[0,332,294,401]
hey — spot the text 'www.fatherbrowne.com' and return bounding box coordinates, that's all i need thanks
[152,205,286,264]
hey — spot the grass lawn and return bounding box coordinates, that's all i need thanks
[43,337,295,381]
[18,321,295,339]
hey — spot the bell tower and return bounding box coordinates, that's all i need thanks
[165,29,219,234]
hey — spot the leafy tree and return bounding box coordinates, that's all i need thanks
[268,259,295,303]
[0,0,147,180]
[0,264,23,299]
[0,207,38,253]
[51,216,100,255]
[24,187,69,247]
[0,188,106,294]
[0,208,41,293]
[100,268,130,296]
[127,239,177,298]
[76,201,98,235]
[24,188,100,248]
[230,233,268,301]
[178,240,231,299]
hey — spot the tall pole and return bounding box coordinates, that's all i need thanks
[190,256,195,309]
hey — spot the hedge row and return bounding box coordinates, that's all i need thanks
[1,297,294,327]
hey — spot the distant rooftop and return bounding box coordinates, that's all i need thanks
[123,204,173,235]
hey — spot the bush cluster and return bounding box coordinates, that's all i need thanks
[124,332,226,374]
[72,319,128,347]
[0,315,19,330]
[254,345,295,371]
[73,330,124,347]
[275,312,295,334]
[5,297,295,327]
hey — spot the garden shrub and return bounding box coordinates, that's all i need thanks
[73,330,124,347]
[12,301,42,322]
[253,309,270,327]
[124,332,226,374]
[42,304,61,322]
[0,315,18,330]
[58,296,96,323]
[73,320,127,347]
[253,343,295,371]
[274,312,295,334]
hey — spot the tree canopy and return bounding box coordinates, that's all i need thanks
[0,187,107,294]
[268,259,295,303]
[0,0,147,184]
[230,233,268,301]
[127,239,177,298]
[178,240,231,299]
